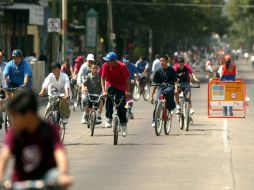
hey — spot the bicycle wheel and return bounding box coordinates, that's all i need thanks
[112,116,120,145]
[44,111,56,124]
[73,100,78,112]
[184,102,190,131]
[164,111,172,135]
[58,122,66,142]
[154,102,163,136]
[80,99,84,112]
[4,112,11,132]
[143,84,150,101]
[90,111,96,136]
[133,84,140,101]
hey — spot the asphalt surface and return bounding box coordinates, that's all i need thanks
[1,61,254,190]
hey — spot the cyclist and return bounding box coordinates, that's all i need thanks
[151,55,178,127]
[72,55,84,80]
[100,52,131,137]
[218,54,236,116]
[3,49,33,89]
[61,58,73,78]
[122,56,139,118]
[0,90,72,188]
[151,54,161,76]
[77,54,94,85]
[136,56,149,75]
[39,63,71,124]
[81,62,104,124]
[174,56,199,115]
[0,51,6,72]
[205,58,214,79]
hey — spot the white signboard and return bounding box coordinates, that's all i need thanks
[48,18,61,33]
[86,17,97,48]
[39,0,48,7]
[29,5,44,26]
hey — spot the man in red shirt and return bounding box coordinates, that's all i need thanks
[72,56,84,80]
[100,52,130,137]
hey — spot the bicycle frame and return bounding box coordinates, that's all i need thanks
[160,94,168,121]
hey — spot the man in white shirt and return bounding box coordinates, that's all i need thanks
[39,63,71,123]
[151,54,161,79]
[77,54,95,85]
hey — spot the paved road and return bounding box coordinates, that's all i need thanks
[1,62,254,190]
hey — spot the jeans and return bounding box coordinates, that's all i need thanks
[223,106,233,116]
[152,86,175,121]
[106,87,127,124]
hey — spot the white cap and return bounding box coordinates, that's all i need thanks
[86,54,95,61]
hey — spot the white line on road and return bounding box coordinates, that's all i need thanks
[223,118,231,153]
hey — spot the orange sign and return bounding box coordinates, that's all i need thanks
[208,78,246,118]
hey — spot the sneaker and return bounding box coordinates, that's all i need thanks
[62,118,68,124]
[121,124,128,137]
[96,114,102,124]
[176,105,181,114]
[151,121,155,128]
[105,119,112,128]
[190,109,195,115]
[176,108,181,114]
[81,113,88,124]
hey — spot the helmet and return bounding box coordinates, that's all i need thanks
[86,54,95,61]
[12,49,23,57]
[224,54,232,62]
[75,56,84,63]
[103,52,117,61]
[177,56,185,63]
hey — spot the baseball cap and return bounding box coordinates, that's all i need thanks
[75,56,84,63]
[103,52,117,62]
[122,57,130,63]
[86,54,95,61]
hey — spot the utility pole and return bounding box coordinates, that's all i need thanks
[107,0,113,51]
[148,27,153,68]
[62,0,67,63]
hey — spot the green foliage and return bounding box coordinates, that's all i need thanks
[226,0,254,50]
[67,0,229,55]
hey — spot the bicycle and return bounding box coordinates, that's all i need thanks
[151,83,174,136]
[1,179,61,190]
[4,87,24,132]
[133,76,150,101]
[72,85,83,112]
[43,92,67,142]
[86,93,103,136]
[125,99,134,120]
[177,82,200,131]
[106,94,125,145]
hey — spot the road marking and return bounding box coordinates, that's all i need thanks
[223,118,236,190]
[223,118,231,153]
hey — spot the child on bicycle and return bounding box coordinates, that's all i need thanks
[81,62,104,124]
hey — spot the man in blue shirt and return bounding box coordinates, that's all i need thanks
[135,56,149,76]
[3,49,33,89]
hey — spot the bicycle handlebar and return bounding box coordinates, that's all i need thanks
[1,179,59,189]
[87,93,103,103]
[150,83,174,88]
